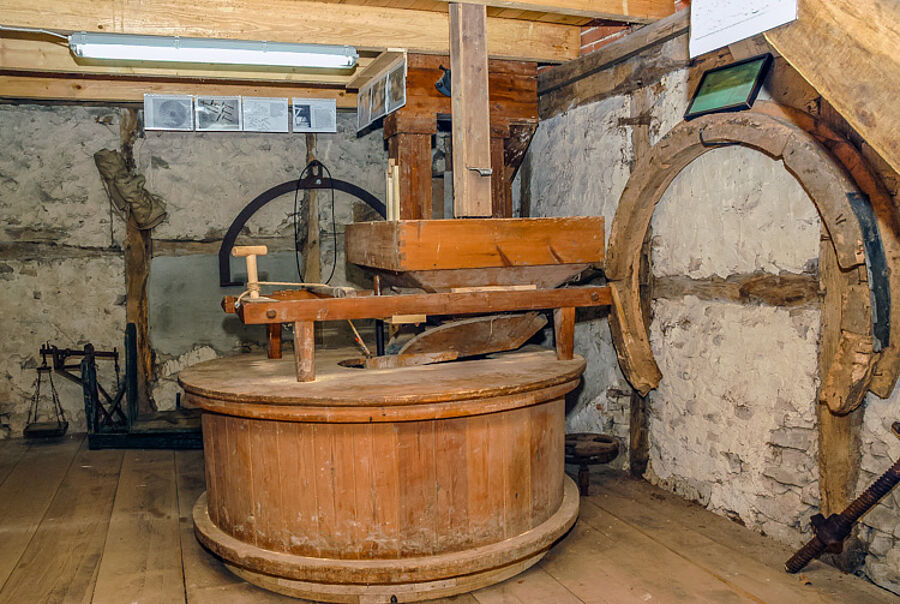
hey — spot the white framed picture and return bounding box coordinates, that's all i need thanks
[144,94,194,131]
[370,77,387,121]
[195,96,242,131]
[386,61,407,114]
[292,98,337,133]
[357,86,372,131]
[242,97,290,133]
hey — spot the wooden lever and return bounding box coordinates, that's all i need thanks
[232,245,268,299]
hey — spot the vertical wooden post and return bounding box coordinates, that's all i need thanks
[449,2,493,217]
[385,112,436,220]
[490,121,511,217]
[554,307,575,361]
[267,324,283,359]
[293,321,315,382]
[303,133,321,283]
[121,108,154,415]
[628,87,652,477]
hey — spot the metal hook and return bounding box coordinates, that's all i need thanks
[698,128,740,148]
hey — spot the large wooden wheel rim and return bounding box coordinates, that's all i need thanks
[605,104,900,413]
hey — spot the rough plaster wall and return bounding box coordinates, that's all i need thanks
[0,105,125,437]
[138,112,386,407]
[651,147,821,278]
[858,389,900,591]
[647,97,825,548]
[521,97,634,465]
[1,105,386,429]
[648,299,821,545]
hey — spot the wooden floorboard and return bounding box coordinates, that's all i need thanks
[0,435,82,590]
[0,437,30,488]
[93,450,185,604]
[590,469,897,603]
[0,438,123,603]
[0,439,893,604]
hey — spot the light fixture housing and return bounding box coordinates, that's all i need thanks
[68,32,358,70]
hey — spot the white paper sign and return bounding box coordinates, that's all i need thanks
[242,97,290,133]
[689,0,797,58]
[292,98,337,133]
[144,94,194,131]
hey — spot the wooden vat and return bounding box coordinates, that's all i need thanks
[180,348,583,603]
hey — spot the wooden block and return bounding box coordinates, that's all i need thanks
[345,217,605,272]
[553,307,575,361]
[390,314,428,324]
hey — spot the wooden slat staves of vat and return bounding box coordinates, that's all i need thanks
[184,349,579,595]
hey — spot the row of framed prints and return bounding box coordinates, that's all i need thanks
[357,57,406,131]
[143,94,338,133]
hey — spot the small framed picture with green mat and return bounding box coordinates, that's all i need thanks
[685,53,773,121]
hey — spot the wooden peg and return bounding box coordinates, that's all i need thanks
[232,245,268,299]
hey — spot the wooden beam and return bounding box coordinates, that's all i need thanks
[433,0,673,23]
[0,0,579,63]
[450,2,493,217]
[238,286,611,324]
[765,0,900,174]
[384,112,437,220]
[0,36,374,86]
[537,8,689,95]
[0,73,357,106]
[553,307,575,360]
[345,217,605,272]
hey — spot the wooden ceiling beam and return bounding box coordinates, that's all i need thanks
[432,0,674,23]
[0,0,580,63]
[0,73,357,107]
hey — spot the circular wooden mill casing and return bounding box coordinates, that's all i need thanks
[179,348,583,603]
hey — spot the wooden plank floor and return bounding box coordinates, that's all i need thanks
[0,435,894,603]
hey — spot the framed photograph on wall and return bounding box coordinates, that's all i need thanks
[144,94,194,131]
[357,86,372,131]
[196,96,242,131]
[292,98,337,133]
[242,97,290,133]
[386,62,406,114]
[370,77,387,121]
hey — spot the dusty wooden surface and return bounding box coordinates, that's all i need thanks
[0,436,893,603]
[399,312,547,357]
[180,348,584,407]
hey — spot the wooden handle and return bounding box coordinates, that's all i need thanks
[232,245,268,258]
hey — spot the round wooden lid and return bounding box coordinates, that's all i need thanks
[179,347,584,407]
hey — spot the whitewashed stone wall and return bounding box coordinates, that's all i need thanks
[0,106,125,438]
[521,63,898,593]
[0,104,387,432]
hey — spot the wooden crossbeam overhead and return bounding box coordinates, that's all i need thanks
[0,0,579,63]
[433,0,674,23]
[0,73,358,106]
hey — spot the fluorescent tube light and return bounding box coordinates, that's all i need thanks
[68,32,358,69]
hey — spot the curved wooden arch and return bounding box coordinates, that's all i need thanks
[606,108,897,414]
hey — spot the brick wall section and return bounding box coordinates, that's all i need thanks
[579,1,689,57]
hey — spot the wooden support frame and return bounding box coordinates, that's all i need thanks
[238,286,610,324]
[229,286,609,381]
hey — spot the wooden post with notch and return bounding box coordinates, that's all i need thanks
[554,307,575,360]
[293,321,315,382]
[449,1,493,217]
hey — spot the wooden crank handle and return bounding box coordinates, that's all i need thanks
[232,245,268,258]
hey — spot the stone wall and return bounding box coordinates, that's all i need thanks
[0,104,386,431]
[520,63,898,592]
